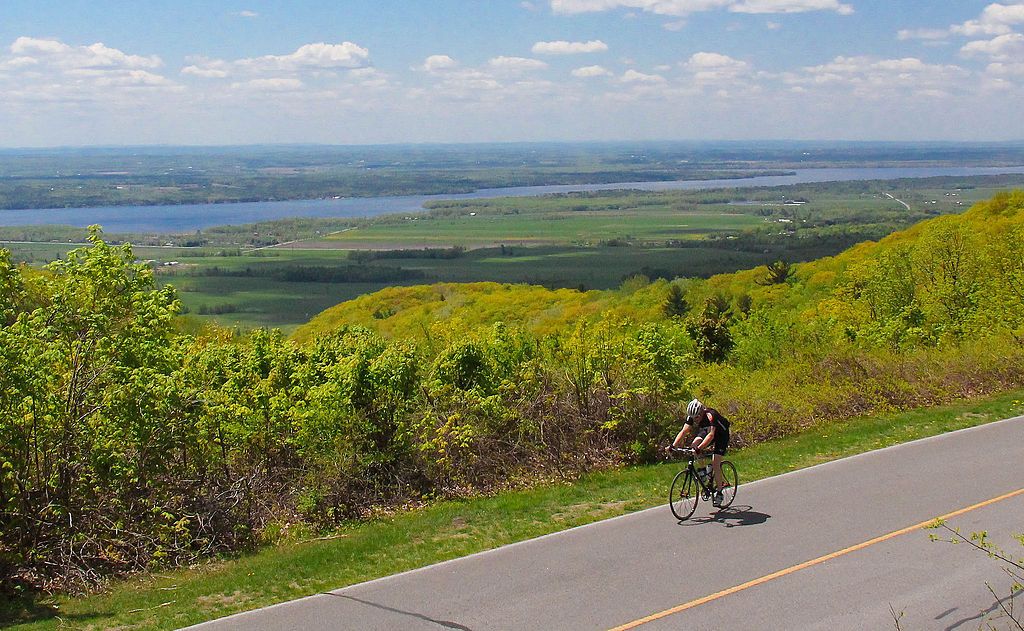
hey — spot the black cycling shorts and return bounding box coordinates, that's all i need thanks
[697,427,730,456]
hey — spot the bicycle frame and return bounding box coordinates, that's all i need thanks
[668,446,738,520]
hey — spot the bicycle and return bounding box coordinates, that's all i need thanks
[667,447,738,521]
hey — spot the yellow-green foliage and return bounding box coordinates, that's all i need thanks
[6,193,1024,594]
[293,280,672,343]
[297,191,1024,354]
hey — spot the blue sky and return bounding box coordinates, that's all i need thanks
[0,1,1022,146]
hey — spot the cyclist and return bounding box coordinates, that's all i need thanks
[670,398,731,507]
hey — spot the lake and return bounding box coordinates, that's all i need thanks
[2,166,1024,233]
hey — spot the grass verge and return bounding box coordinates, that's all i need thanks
[5,389,1024,630]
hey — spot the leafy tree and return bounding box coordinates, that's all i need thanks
[686,296,734,362]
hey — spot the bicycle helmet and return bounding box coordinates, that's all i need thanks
[686,398,704,421]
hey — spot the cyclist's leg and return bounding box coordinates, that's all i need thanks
[712,430,729,489]
[712,453,724,490]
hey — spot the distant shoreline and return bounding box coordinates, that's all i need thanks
[2,166,1024,234]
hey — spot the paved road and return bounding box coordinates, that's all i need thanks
[190,416,1024,630]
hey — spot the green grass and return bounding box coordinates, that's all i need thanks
[6,389,1024,630]
[326,209,766,246]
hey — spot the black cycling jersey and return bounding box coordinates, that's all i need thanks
[695,408,730,455]
[696,408,729,433]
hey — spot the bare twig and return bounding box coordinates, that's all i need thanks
[889,603,905,630]
[127,600,177,614]
[985,583,1024,631]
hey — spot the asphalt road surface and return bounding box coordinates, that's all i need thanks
[190,415,1024,630]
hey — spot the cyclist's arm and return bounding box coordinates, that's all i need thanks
[695,425,715,452]
[671,422,693,448]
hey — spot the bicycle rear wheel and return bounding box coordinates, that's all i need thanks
[669,469,699,521]
[718,461,738,509]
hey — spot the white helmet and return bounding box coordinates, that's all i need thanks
[686,398,704,421]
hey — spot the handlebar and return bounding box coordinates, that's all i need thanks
[668,446,709,459]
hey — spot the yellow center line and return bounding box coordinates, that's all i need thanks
[610,487,1024,631]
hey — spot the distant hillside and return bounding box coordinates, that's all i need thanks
[295,190,1024,350]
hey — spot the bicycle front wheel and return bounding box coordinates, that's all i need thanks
[669,469,699,521]
[719,461,739,509]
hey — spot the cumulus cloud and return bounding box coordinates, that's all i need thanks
[488,56,548,72]
[572,64,613,77]
[986,60,1024,75]
[901,3,1024,43]
[239,42,370,71]
[551,0,729,16]
[621,69,666,82]
[683,51,751,81]
[783,55,968,99]
[180,42,371,81]
[181,62,229,78]
[9,37,162,70]
[897,28,951,42]
[532,39,608,54]
[0,36,177,106]
[549,0,850,16]
[952,3,1024,36]
[729,0,852,15]
[961,32,1024,60]
[231,77,304,92]
[420,54,459,72]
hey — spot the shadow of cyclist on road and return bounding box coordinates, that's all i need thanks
[677,505,771,528]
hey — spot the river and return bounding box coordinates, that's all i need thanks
[2,166,1024,233]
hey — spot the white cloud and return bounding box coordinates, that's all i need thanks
[952,3,1024,36]
[420,54,459,72]
[898,28,950,42]
[180,42,372,81]
[663,20,688,30]
[235,10,259,18]
[685,51,746,69]
[621,69,666,82]
[766,20,782,29]
[0,36,177,109]
[572,64,613,77]
[549,0,850,16]
[231,77,304,92]
[729,0,852,15]
[784,55,968,99]
[961,33,1024,60]
[987,60,1024,75]
[488,56,548,72]
[907,3,1024,43]
[532,40,609,54]
[239,42,370,71]
[85,69,174,87]
[181,57,230,78]
[551,0,729,16]
[181,64,229,79]
[9,37,162,70]
[683,52,753,86]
